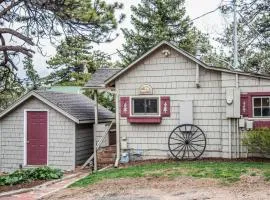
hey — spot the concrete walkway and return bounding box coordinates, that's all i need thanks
[0,171,89,200]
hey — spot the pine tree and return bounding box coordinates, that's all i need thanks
[46,36,111,86]
[119,0,212,65]
[218,0,270,72]
[23,58,41,90]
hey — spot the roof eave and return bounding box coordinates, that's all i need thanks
[104,40,270,85]
[0,91,80,124]
[78,118,115,124]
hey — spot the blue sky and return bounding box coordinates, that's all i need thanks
[27,0,230,78]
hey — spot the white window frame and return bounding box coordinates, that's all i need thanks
[24,109,49,166]
[252,96,270,118]
[130,96,160,117]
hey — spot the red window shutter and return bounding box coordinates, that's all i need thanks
[240,94,249,117]
[120,97,130,117]
[161,96,170,117]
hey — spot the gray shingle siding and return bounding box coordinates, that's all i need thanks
[75,124,93,165]
[115,44,270,160]
[0,97,75,172]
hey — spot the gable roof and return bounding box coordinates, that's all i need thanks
[0,90,114,123]
[104,41,270,85]
[85,68,121,88]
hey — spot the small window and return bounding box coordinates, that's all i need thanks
[253,97,270,117]
[132,98,159,115]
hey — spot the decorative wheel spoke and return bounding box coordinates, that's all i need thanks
[168,124,206,160]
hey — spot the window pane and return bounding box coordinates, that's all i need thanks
[262,107,270,116]
[262,98,270,106]
[146,99,158,113]
[254,108,262,117]
[133,99,145,113]
[254,98,261,107]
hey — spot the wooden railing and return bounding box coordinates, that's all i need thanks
[81,120,115,169]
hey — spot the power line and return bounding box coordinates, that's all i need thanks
[237,11,268,43]
[190,0,224,22]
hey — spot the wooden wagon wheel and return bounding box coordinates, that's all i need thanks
[168,124,206,160]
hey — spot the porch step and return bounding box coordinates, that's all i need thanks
[97,145,116,166]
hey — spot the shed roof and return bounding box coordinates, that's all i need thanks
[0,90,114,124]
[84,68,121,89]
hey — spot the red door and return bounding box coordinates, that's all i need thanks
[27,111,47,165]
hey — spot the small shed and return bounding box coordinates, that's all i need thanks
[0,90,114,172]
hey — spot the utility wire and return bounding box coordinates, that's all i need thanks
[190,0,224,22]
[237,11,268,43]
[106,0,227,58]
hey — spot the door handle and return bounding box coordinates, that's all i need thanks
[27,141,30,144]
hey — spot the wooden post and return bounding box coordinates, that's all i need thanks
[114,89,120,167]
[93,90,98,171]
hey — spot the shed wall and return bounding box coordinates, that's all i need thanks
[75,124,93,165]
[0,97,75,172]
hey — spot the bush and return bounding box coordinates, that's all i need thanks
[0,167,63,186]
[242,128,270,156]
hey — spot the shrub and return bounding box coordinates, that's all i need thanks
[242,128,270,156]
[0,167,63,186]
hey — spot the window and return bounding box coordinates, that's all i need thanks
[132,98,159,115]
[253,97,270,117]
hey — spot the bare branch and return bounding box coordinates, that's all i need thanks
[0,0,23,18]
[0,28,34,45]
[0,46,34,57]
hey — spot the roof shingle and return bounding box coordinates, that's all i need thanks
[84,68,121,88]
[35,90,114,122]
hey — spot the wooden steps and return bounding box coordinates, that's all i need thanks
[97,145,116,168]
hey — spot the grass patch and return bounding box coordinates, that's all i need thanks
[71,161,270,187]
[264,170,270,181]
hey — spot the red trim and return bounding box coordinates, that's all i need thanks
[254,121,270,128]
[161,96,170,117]
[247,92,270,96]
[241,92,270,118]
[240,94,249,117]
[128,117,161,124]
[120,97,130,117]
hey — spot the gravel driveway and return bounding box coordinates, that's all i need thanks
[43,175,270,200]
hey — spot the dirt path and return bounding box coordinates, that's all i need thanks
[42,175,270,200]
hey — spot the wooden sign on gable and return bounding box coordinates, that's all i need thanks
[139,84,153,95]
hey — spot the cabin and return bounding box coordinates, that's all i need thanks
[85,41,270,164]
[0,90,114,172]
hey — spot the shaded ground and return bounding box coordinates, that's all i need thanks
[43,175,270,200]
[0,179,47,193]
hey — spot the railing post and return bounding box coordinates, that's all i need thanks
[94,90,98,171]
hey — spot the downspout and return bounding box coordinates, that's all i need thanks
[195,64,200,88]
[236,73,239,158]
[114,89,120,167]
[93,90,98,171]
[229,119,232,159]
